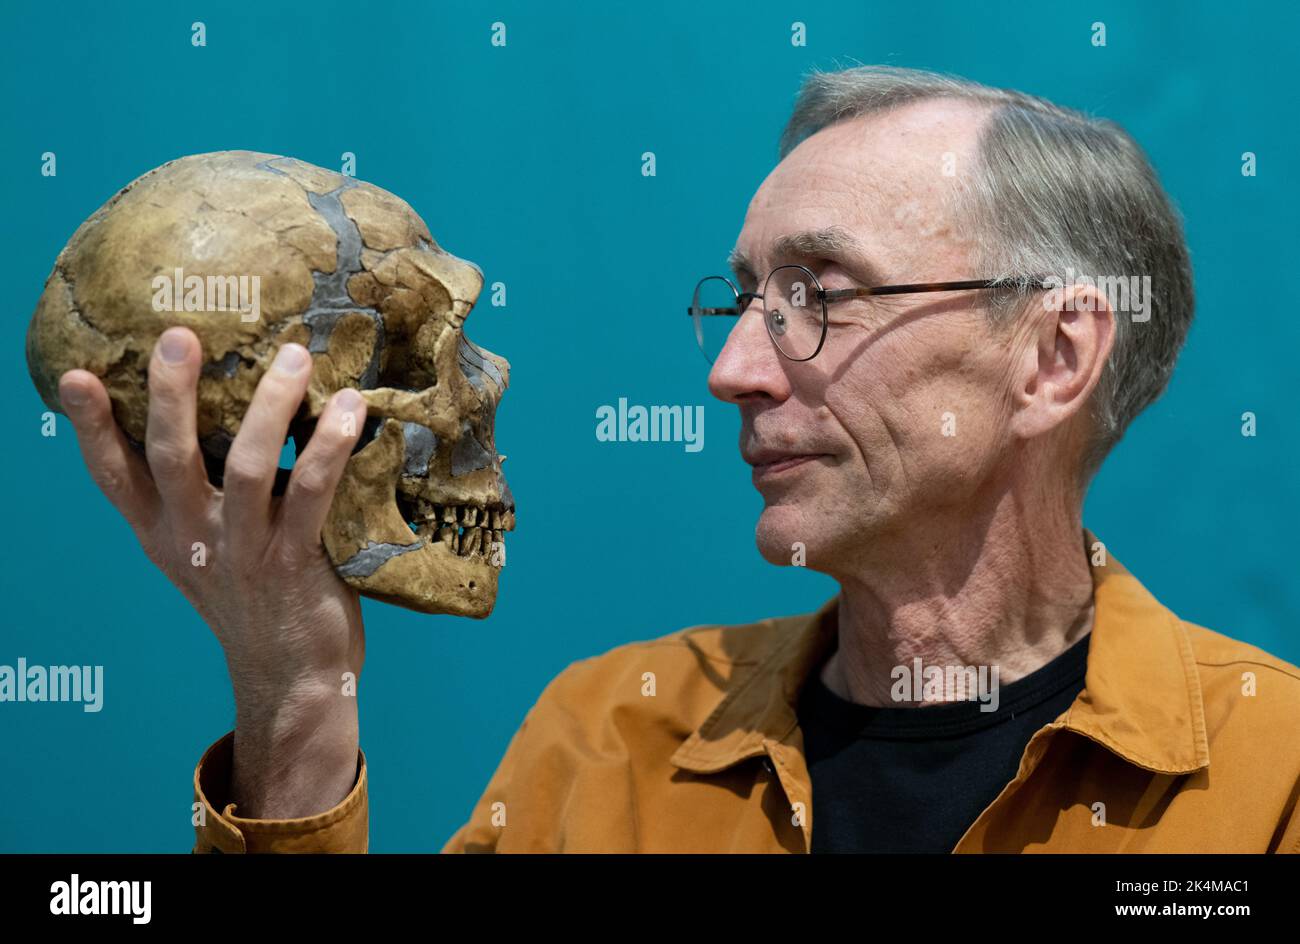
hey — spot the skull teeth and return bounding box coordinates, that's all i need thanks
[462,529,481,556]
[405,497,515,559]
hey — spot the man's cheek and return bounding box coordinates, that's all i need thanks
[901,394,1007,504]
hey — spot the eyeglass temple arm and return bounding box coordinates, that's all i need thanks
[823,277,1051,301]
[688,278,1050,315]
[686,291,762,316]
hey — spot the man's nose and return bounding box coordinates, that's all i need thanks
[706,299,792,404]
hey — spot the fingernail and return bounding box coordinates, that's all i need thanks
[160,329,189,364]
[273,344,309,374]
[62,385,88,408]
[336,388,363,411]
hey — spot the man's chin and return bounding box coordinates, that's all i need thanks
[754,506,813,566]
[754,503,877,570]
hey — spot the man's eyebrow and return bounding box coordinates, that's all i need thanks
[728,226,883,285]
[727,246,757,280]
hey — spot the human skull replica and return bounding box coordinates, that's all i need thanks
[27,151,513,617]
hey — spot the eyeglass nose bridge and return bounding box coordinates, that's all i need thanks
[728,289,781,357]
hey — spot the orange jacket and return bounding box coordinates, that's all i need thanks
[192,541,1300,852]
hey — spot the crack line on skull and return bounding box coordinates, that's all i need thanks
[335,539,425,578]
[53,262,116,346]
[256,157,386,388]
[456,335,504,392]
[200,350,247,379]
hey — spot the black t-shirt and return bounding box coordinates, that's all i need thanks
[797,633,1090,853]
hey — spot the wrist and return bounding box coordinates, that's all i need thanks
[230,652,357,722]
[231,684,360,819]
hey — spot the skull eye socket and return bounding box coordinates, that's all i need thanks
[197,409,386,497]
[248,413,384,498]
[353,415,385,452]
[287,413,383,465]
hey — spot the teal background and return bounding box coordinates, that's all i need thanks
[1,0,1296,851]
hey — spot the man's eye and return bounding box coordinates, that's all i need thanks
[816,270,856,292]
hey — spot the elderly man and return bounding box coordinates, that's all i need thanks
[59,65,1299,853]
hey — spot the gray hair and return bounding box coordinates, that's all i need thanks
[778,65,1194,479]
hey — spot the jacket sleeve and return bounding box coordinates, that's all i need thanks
[191,731,369,854]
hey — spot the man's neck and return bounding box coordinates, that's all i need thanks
[820,490,1095,708]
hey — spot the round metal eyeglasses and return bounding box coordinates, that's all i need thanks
[687,265,1050,363]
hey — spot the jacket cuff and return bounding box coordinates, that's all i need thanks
[192,730,368,853]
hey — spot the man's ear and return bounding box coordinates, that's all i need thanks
[1008,283,1116,442]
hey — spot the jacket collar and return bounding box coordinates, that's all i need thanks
[670,532,1210,776]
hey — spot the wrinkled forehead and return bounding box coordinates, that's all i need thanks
[735,99,988,280]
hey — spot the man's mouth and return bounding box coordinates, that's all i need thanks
[746,452,831,482]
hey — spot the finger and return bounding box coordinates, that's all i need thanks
[280,388,367,546]
[59,369,161,531]
[222,343,312,543]
[145,327,212,518]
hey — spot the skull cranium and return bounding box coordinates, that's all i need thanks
[26,151,514,617]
